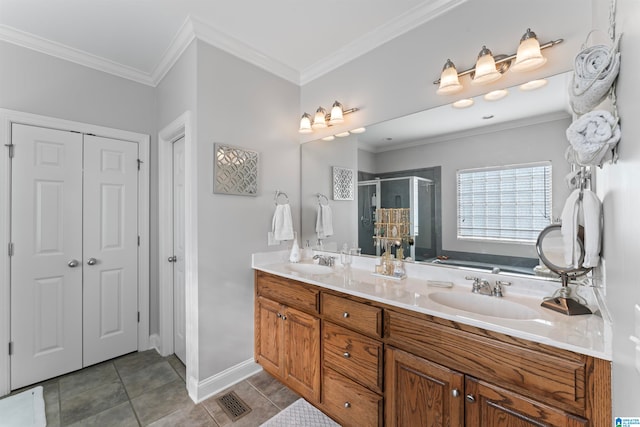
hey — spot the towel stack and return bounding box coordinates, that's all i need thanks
[315,205,333,239]
[272,203,294,241]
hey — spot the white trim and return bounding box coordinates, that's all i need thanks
[149,333,162,353]
[189,16,299,85]
[299,0,468,84]
[150,17,197,86]
[192,359,262,403]
[1,1,467,87]
[0,108,150,396]
[157,111,199,401]
[0,24,155,87]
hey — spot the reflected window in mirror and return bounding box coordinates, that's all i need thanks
[457,162,552,243]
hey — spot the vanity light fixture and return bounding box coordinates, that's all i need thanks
[299,100,359,134]
[350,127,366,134]
[519,79,548,91]
[433,29,562,94]
[322,135,335,141]
[452,98,474,109]
[484,89,509,101]
[335,131,351,137]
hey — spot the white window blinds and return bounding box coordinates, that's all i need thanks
[457,162,552,243]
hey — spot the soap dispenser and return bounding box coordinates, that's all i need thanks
[302,240,313,261]
[289,234,301,263]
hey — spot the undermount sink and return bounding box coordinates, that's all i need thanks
[428,292,540,320]
[287,263,333,275]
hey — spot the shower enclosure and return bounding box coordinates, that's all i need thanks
[358,176,436,261]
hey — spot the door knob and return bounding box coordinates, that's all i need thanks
[87,257,97,265]
[168,256,177,262]
[68,259,79,268]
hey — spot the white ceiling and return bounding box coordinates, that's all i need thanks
[0,0,466,86]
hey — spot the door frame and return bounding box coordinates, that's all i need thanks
[0,108,150,396]
[157,111,199,400]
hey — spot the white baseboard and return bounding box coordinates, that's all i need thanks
[148,333,163,354]
[193,358,262,403]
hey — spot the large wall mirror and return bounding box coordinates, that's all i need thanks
[300,72,573,278]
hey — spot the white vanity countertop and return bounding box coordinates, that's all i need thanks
[252,251,612,361]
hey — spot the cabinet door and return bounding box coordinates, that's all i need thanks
[385,347,464,427]
[465,377,588,427]
[284,306,321,402]
[255,297,284,377]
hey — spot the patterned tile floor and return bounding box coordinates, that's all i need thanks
[5,350,299,426]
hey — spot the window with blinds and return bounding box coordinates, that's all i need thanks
[457,162,552,243]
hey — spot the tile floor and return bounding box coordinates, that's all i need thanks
[6,350,300,426]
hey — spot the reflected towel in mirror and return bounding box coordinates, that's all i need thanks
[560,188,601,268]
[316,204,334,239]
[272,203,294,241]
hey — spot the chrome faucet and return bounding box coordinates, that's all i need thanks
[493,280,511,298]
[313,254,335,267]
[465,276,494,296]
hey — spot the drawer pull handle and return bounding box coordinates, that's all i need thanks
[343,312,349,318]
[465,394,476,403]
[343,352,350,358]
[452,389,460,397]
[344,402,351,408]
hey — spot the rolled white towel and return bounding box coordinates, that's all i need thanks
[272,204,294,241]
[565,110,620,166]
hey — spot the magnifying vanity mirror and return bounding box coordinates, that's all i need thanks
[536,224,592,315]
[300,71,576,281]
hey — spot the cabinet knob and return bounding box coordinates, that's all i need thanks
[281,315,287,320]
[465,394,476,403]
[343,312,349,318]
[276,312,282,319]
[344,402,351,408]
[343,352,350,358]
[87,257,97,266]
[452,389,460,397]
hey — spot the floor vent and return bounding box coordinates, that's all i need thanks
[216,391,252,421]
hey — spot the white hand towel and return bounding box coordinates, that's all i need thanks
[272,204,294,241]
[560,189,602,268]
[315,204,334,239]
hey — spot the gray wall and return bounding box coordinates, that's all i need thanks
[597,0,640,414]
[195,41,300,379]
[372,118,572,258]
[301,136,358,251]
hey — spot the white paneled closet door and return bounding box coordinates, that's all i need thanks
[10,125,139,389]
[173,137,186,364]
[10,124,84,389]
[82,135,139,366]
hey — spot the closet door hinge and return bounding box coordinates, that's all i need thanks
[8,242,14,257]
[137,235,141,246]
[8,342,13,356]
[137,159,143,171]
[5,143,14,158]
[137,312,140,323]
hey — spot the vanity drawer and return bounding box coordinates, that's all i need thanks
[322,367,382,427]
[321,293,382,337]
[322,321,383,393]
[256,271,319,314]
[385,309,587,414]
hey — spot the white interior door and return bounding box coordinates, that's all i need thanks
[10,124,83,389]
[173,137,186,364]
[82,135,139,366]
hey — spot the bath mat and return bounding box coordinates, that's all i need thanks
[0,386,46,427]
[260,398,340,427]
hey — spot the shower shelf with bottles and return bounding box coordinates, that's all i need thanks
[372,208,411,279]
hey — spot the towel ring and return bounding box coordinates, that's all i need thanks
[317,193,329,206]
[274,190,289,206]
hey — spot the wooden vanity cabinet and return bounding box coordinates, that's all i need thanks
[255,272,321,403]
[254,271,611,426]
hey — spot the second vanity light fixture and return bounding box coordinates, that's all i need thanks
[299,101,359,134]
[435,29,563,95]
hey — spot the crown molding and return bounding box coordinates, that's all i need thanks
[0,24,156,86]
[150,16,197,86]
[189,16,300,84]
[300,0,468,85]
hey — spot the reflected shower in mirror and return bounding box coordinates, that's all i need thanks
[301,72,575,279]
